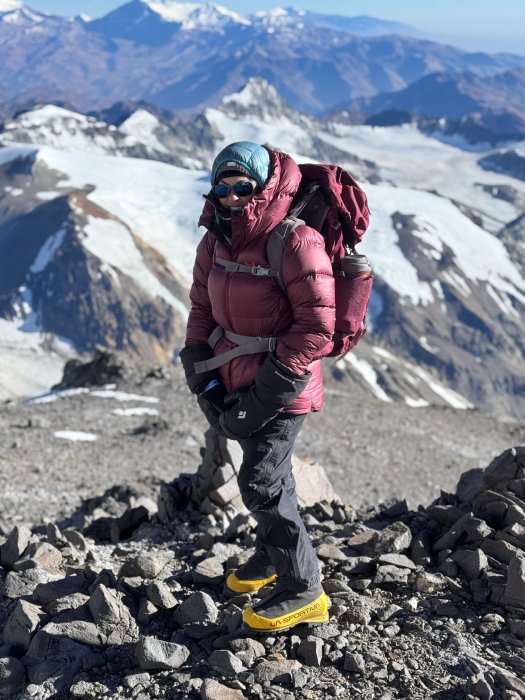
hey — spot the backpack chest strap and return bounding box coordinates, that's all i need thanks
[194,327,279,373]
[214,254,280,279]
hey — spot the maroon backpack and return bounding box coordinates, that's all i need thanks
[267,163,372,357]
[209,163,372,368]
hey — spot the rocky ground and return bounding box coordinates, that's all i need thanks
[1,356,525,699]
[1,438,525,700]
[0,358,522,533]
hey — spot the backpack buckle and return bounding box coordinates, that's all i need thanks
[252,266,271,276]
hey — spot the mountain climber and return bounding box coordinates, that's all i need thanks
[180,141,335,632]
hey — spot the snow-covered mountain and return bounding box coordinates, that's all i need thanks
[1,2,524,120]
[1,80,525,420]
[88,2,414,43]
[86,0,249,44]
[0,0,53,24]
[0,104,214,168]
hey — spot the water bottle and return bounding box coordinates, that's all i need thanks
[338,252,372,279]
[334,250,373,336]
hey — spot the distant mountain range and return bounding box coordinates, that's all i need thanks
[1,79,525,420]
[342,68,525,134]
[1,0,525,130]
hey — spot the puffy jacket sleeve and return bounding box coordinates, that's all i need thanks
[185,232,217,345]
[275,225,335,374]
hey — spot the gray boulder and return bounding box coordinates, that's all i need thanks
[174,591,219,626]
[0,526,32,569]
[2,600,45,652]
[88,583,139,644]
[135,635,190,670]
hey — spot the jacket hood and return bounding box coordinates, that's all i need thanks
[199,149,302,244]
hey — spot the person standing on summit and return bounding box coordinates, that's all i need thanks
[180,141,335,632]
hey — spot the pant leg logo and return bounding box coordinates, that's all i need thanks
[238,410,247,420]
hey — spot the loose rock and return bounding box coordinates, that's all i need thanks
[201,678,246,700]
[208,649,246,677]
[135,636,190,670]
[0,657,26,695]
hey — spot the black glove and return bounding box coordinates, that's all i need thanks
[197,382,227,432]
[179,343,218,394]
[219,354,311,440]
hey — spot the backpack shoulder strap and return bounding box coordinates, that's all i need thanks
[267,216,304,293]
[266,182,331,294]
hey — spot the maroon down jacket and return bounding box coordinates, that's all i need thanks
[185,148,336,414]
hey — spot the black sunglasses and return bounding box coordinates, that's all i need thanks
[213,181,256,198]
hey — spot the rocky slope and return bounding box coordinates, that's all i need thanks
[1,355,523,532]
[0,378,524,699]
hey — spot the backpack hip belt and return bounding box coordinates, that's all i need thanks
[194,326,280,373]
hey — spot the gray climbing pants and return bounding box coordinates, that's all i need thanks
[237,413,320,590]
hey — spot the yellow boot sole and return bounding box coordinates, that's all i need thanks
[242,591,330,632]
[225,571,277,594]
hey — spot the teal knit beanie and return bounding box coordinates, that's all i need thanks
[211,141,270,190]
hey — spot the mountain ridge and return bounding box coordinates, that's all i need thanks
[0,2,524,118]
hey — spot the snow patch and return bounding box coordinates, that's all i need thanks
[36,191,59,201]
[144,0,200,23]
[82,215,188,317]
[27,388,90,404]
[486,283,521,319]
[344,354,393,403]
[405,397,431,408]
[112,407,159,416]
[419,336,440,354]
[89,389,159,403]
[30,227,66,273]
[0,348,69,402]
[119,110,168,154]
[54,430,98,442]
[17,105,88,126]
[372,346,396,361]
[412,367,473,410]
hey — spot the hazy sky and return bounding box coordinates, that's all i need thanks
[25,0,525,54]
